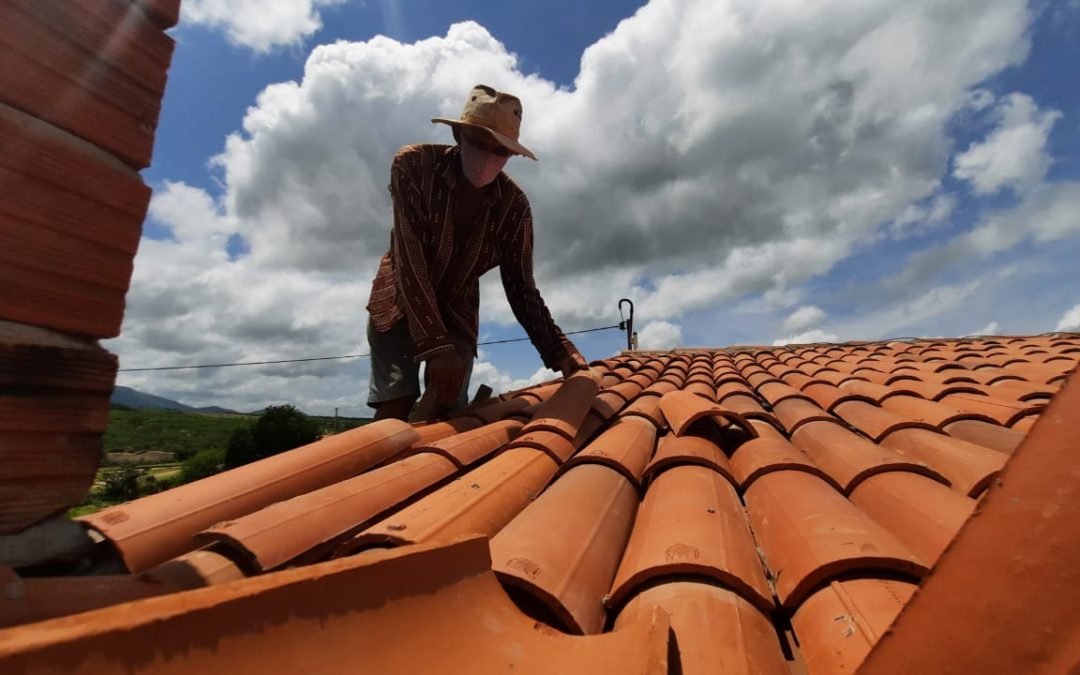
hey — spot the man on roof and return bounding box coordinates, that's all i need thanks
[366,84,588,421]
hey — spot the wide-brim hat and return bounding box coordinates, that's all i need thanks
[432,84,538,161]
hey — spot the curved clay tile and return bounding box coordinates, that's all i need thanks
[780,371,816,390]
[715,380,755,401]
[880,394,999,429]
[522,369,602,440]
[802,381,875,412]
[642,434,736,488]
[197,453,459,572]
[608,465,773,612]
[0,550,245,628]
[730,434,835,492]
[838,379,905,404]
[505,429,578,464]
[625,372,655,389]
[682,380,716,400]
[613,583,789,675]
[832,400,938,442]
[719,393,773,422]
[659,371,687,387]
[792,577,918,675]
[659,390,754,438]
[757,381,810,406]
[562,417,657,488]
[879,428,1006,496]
[791,421,944,493]
[685,371,714,385]
[79,419,420,573]
[605,380,645,403]
[743,471,928,608]
[410,417,484,445]
[343,447,558,551]
[771,397,838,435]
[714,369,745,386]
[452,396,531,425]
[410,419,524,467]
[643,380,679,397]
[937,392,1045,427]
[599,373,622,388]
[849,472,976,565]
[591,391,628,420]
[619,394,666,429]
[940,419,1025,453]
[1010,415,1037,433]
[897,379,984,401]
[745,370,781,389]
[491,464,638,635]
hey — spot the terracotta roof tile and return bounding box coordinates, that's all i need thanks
[659,390,754,438]
[878,428,1006,496]
[521,369,602,440]
[744,471,929,607]
[608,465,772,612]
[642,434,736,487]
[492,464,637,634]
[619,394,666,429]
[729,426,836,491]
[562,417,657,488]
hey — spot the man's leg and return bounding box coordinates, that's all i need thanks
[367,319,421,421]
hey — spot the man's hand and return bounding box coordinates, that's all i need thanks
[558,350,588,379]
[427,352,467,405]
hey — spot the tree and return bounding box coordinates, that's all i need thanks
[100,464,144,502]
[224,405,320,469]
[181,448,226,483]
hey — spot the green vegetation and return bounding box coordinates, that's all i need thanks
[70,406,373,517]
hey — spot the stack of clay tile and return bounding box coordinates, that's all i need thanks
[0,335,1077,675]
[0,0,179,534]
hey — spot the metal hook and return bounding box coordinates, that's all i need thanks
[618,298,634,351]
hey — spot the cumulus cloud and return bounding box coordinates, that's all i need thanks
[773,329,840,347]
[181,0,346,52]
[953,93,1062,195]
[967,320,1001,336]
[1057,305,1080,332]
[117,0,1039,412]
[636,321,683,350]
[783,305,827,333]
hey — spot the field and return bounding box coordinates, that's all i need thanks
[68,408,373,516]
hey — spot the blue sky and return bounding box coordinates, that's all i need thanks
[113,0,1080,414]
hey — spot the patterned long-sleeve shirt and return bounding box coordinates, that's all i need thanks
[367,144,575,369]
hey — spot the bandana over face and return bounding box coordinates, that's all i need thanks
[459,137,509,187]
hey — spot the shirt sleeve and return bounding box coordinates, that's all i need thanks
[389,150,456,362]
[499,201,576,370]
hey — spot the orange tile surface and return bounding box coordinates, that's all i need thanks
[4,335,1078,673]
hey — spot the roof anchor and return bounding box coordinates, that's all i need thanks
[618,298,636,351]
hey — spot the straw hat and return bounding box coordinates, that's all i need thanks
[432,84,538,160]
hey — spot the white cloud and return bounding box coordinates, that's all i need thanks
[117,0,1039,412]
[783,305,827,332]
[953,93,1062,195]
[181,0,346,53]
[967,320,1001,336]
[636,321,683,350]
[773,329,840,347]
[1057,305,1080,332]
[470,362,554,395]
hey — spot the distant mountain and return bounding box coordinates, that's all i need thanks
[111,386,238,414]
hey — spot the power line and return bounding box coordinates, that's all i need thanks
[117,324,623,373]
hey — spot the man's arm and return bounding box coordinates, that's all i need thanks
[499,204,585,375]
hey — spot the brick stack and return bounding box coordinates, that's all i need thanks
[0,0,181,534]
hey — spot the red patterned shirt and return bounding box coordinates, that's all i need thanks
[367,144,575,368]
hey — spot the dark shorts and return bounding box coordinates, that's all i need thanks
[366,318,475,410]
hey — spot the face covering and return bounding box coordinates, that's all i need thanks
[459,137,509,187]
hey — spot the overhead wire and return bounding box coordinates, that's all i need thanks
[117,323,623,373]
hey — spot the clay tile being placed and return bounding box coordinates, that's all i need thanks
[744,471,928,608]
[790,421,943,494]
[613,582,788,675]
[832,400,938,442]
[941,419,1025,454]
[878,428,1006,496]
[515,383,561,405]
[80,419,420,573]
[771,397,838,435]
[642,434,736,487]
[342,447,559,552]
[198,453,460,572]
[849,472,976,565]
[522,369,602,440]
[409,419,524,468]
[490,464,638,634]
[730,426,835,492]
[562,417,657,488]
[659,390,754,438]
[451,396,531,425]
[619,394,666,429]
[792,577,918,675]
[410,417,484,446]
[608,465,773,613]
